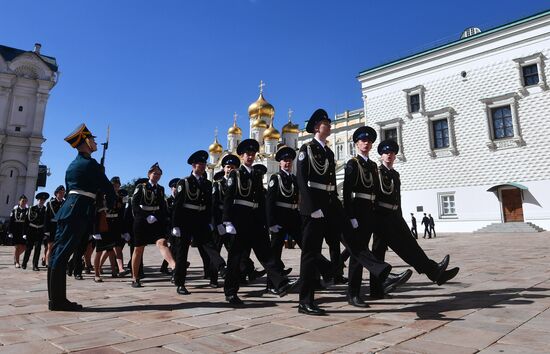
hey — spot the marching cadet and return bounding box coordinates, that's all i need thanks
[172,150,226,294]
[48,124,116,311]
[212,155,240,254]
[8,195,29,268]
[222,139,295,305]
[159,177,180,276]
[44,186,65,267]
[296,109,392,315]
[369,140,459,297]
[22,192,49,271]
[124,178,148,278]
[130,163,176,288]
[342,127,412,307]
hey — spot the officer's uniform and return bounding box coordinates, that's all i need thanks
[45,187,65,244]
[223,139,291,304]
[98,179,127,253]
[160,177,180,275]
[49,124,116,311]
[8,202,28,246]
[172,150,225,293]
[370,140,459,295]
[212,170,231,253]
[22,193,49,270]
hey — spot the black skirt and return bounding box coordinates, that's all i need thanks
[133,219,166,247]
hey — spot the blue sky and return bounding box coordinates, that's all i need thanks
[3,0,549,191]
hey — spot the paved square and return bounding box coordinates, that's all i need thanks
[0,232,549,353]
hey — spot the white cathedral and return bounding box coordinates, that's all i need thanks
[0,43,58,220]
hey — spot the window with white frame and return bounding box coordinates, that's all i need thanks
[376,118,404,161]
[438,192,456,218]
[513,53,548,94]
[403,85,426,117]
[335,142,344,161]
[425,107,457,158]
[480,93,524,150]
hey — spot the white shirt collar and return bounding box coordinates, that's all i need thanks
[281,169,291,176]
[243,165,253,173]
[192,172,202,181]
[358,153,369,162]
[314,137,326,148]
[148,180,157,187]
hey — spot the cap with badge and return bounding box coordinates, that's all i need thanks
[54,185,65,194]
[253,164,267,175]
[64,123,96,148]
[237,139,260,155]
[213,170,224,181]
[148,162,163,174]
[168,178,180,188]
[221,154,240,168]
[377,139,399,155]
[35,192,50,200]
[275,145,296,161]
[110,176,121,185]
[188,150,209,165]
[353,126,377,143]
[306,108,331,133]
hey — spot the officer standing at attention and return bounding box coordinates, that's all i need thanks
[342,127,412,307]
[130,163,176,288]
[44,186,65,267]
[22,192,49,271]
[48,124,116,311]
[172,150,226,294]
[222,139,295,305]
[369,140,459,297]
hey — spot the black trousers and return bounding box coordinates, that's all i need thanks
[411,226,418,239]
[22,231,43,268]
[370,210,439,296]
[424,226,431,238]
[224,210,286,297]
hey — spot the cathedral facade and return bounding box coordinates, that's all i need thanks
[0,43,58,220]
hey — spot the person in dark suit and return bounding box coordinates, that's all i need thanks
[222,139,295,305]
[422,213,431,238]
[171,150,226,294]
[130,163,176,288]
[342,127,412,307]
[22,192,49,271]
[429,214,436,238]
[410,213,418,239]
[369,140,459,297]
[48,124,116,311]
[8,195,29,268]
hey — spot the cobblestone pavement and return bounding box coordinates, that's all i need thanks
[0,232,549,353]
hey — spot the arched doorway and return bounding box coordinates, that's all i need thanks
[487,183,527,223]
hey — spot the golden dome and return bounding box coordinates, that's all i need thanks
[252,118,268,129]
[208,137,223,154]
[248,93,275,119]
[282,121,300,134]
[263,123,281,141]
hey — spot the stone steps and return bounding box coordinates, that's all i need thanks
[475,221,545,233]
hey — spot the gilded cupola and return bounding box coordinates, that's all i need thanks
[248,80,275,119]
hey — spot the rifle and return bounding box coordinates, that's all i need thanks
[96,125,110,233]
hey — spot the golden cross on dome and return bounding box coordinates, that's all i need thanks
[233,112,238,124]
[259,80,265,94]
[214,127,218,138]
[288,108,293,122]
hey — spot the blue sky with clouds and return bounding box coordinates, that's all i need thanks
[2,0,549,191]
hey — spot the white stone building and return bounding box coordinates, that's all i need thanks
[356,10,550,232]
[0,43,58,220]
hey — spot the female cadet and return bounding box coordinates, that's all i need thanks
[8,195,29,268]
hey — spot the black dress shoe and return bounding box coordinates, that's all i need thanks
[219,266,227,279]
[428,255,450,282]
[131,280,142,288]
[383,269,413,294]
[74,274,83,280]
[249,269,266,281]
[226,295,244,305]
[298,303,326,316]
[21,264,27,270]
[283,267,293,276]
[276,279,298,297]
[176,286,191,295]
[48,300,83,311]
[348,296,369,308]
[437,267,459,286]
[32,266,40,271]
[265,286,279,295]
[209,279,219,288]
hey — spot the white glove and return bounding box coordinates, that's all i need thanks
[350,218,359,229]
[172,227,181,237]
[146,215,157,224]
[8,233,13,238]
[217,224,226,235]
[44,232,50,236]
[224,222,237,235]
[22,235,27,240]
[122,233,131,242]
[311,209,324,219]
[269,225,282,233]
[92,234,102,240]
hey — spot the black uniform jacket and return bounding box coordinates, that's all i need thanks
[45,198,64,234]
[222,165,266,225]
[376,164,402,214]
[342,156,379,219]
[296,138,337,216]
[26,204,47,234]
[131,182,168,229]
[172,174,212,229]
[266,170,299,228]
[212,177,228,227]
